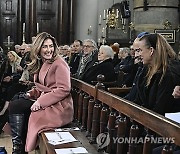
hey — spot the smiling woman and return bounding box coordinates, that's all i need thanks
[40,39,54,61]
[8,32,74,153]
[132,32,180,115]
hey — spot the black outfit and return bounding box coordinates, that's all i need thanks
[69,52,81,74]
[8,94,34,154]
[82,58,116,84]
[114,55,135,87]
[76,50,98,80]
[0,63,22,102]
[111,53,121,67]
[124,62,143,101]
[134,60,180,115]
[20,52,31,69]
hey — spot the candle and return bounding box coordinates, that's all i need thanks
[7,36,10,45]
[102,27,105,37]
[103,10,106,20]
[37,23,39,34]
[98,38,101,46]
[116,9,119,18]
[23,23,25,33]
[98,15,102,25]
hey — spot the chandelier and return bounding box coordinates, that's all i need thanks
[106,8,118,29]
[98,1,131,45]
[106,1,130,29]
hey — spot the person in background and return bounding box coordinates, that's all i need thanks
[76,39,98,80]
[111,44,121,67]
[114,47,135,87]
[124,40,143,101]
[14,45,21,57]
[82,45,116,85]
[61,45,70,63]
[69,40,83,75]
[8,32,74,153]
[129,45,135,58]
[0,51,22,124]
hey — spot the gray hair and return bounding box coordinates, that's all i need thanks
[121,47,130,54]
[83,39,97,50]
[99,45,114,59]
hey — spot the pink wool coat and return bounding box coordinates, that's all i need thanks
[25,57,74,152]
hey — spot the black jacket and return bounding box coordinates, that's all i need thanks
[82,58,116,85]
[69,53,81,74]
[77,50,98,80]
[134,60,180,115]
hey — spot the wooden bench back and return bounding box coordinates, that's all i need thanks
[71,77,180,154]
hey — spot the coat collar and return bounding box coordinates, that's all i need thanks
[34,61,52,85]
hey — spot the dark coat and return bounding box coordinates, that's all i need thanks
[124,62,143,101]
[69,53,81,74]
[134,60,180,115]
[82,58,116,84]
[77,50,98,80]
[114,55,136,87]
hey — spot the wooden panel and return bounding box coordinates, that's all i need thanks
[36,0,58,38]
[0,0,18,50]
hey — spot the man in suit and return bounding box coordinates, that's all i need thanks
[69,40,83,75]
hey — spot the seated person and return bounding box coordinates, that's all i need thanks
[124,39,143,101]
[8,32,74,153]
[82,45,116,85]
[0,51,22,108]
[114,47,135,87]
[76,39,98,79]
[133,33,180,115]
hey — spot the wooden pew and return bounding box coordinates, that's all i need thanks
[107,87,131,96]
[39,77,180,154]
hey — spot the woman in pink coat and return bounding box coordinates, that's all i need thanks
[8,32,74,154]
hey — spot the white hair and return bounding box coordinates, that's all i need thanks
[99,45,114,59]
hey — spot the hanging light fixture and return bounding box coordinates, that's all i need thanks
[98,0,131,44]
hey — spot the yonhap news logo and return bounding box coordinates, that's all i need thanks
[96,133,175,147]
[96,132,110,149]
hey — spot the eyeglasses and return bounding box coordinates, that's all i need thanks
[83,45,93,48]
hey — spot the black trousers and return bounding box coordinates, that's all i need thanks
[9,98,33,115]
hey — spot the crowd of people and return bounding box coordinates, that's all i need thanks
[0,31,179,153]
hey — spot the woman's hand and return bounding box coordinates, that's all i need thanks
[3,76,12,82]
[31,101,41,112]
[172,86,180,99]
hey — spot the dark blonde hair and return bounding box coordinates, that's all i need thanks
[28,32,59,74]
[139,33,176,86]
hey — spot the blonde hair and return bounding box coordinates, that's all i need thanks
[28,32,59,74]
[7,50,22,65]
[139,33,176,86]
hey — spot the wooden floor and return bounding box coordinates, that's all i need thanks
[0,131,36,154]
